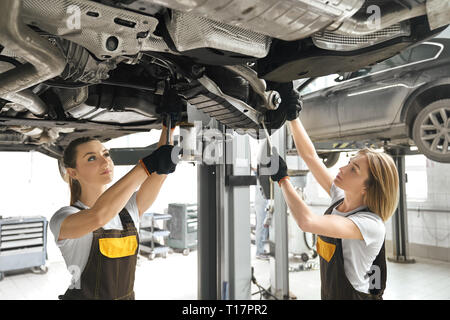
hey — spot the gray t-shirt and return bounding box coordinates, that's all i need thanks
[49,192,140,278]
[329,183,385,294]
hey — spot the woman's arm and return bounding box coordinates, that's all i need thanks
[279,178,363,240]
[136,126,174,216]
[59,164,148,240]
[136,173,167,217]
[288,118,334,196]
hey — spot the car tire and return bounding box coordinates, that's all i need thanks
[412,99,450,163]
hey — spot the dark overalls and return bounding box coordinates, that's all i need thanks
[317,198,387,300]
[59,206,139,300]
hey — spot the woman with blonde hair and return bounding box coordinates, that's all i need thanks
[267,95,399,300]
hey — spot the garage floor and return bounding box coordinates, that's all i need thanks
[1,244,449,300]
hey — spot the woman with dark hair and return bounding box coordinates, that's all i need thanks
[50,125,178,300]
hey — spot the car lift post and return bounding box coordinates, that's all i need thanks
[266,126,290,299]
[386,146,415,264]
[197,115,254,299]
[197,156,219,299]
[197,119,292,300]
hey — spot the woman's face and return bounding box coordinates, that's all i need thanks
[334,154,370,196]
[68,140,114,186]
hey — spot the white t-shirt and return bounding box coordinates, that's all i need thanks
[329,183,385,294]
[49,192,140,277]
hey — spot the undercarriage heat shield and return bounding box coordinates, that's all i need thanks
[151,0,365,41]
[165,10,272,59]
[312,22,411,51]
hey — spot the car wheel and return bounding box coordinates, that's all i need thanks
[412,99,450,163]
[319,152,340,168]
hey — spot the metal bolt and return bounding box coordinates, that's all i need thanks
[106,36,119,51]
[269,91,281,110]
[273,95,282,105]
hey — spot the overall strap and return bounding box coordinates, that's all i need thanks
[71,204,84,211]
[118,208,136,229]
[325,198,370,218]
[324,198,344,216]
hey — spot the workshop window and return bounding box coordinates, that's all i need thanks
[348,42,442,80]
[407,43,442,63]
[405,154,428,201]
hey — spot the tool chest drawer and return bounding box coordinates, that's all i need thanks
[0,216,48,280]
[1,221,44,250]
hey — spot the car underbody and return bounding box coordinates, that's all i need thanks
[0,0,449,159]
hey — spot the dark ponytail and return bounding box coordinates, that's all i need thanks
[62,137,97,205]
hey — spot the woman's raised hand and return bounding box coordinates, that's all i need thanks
[140,145,182,175]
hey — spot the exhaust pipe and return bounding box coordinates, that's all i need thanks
[2,89,49,117]
[333,2,427,36]
[0,0,66,106]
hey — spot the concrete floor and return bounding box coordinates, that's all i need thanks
[1,244,449,300]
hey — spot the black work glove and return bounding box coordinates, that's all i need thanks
[285,89,303,121]
[266,81,303,121]
[140,145,181,175]
[269,155,288,184]
[259,147,289,184]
